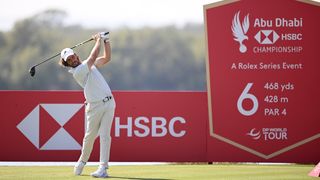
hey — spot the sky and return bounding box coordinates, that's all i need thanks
[0,0,218,31]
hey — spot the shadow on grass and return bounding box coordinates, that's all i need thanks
[109,177,173,180]
[81,174,173,180]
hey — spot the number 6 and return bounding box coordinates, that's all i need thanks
[237,83,258,116]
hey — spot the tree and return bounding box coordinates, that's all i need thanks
[0,10,206,91]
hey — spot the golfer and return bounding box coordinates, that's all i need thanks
[59,32,115,178]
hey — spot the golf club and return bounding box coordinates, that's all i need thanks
[29,32,109,77]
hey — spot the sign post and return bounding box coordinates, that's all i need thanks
[205,0,320,162]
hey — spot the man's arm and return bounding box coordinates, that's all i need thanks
[86,34,101,69]
[95,41,111,68]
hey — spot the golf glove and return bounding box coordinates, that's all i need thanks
[100,32,110,43]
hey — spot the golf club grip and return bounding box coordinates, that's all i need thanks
[71,32,109,49]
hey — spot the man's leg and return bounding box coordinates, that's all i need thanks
[75,103,105,175]
[99,107,115,166]
[91,102,115,178]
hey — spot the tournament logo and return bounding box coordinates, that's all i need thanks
[231,11,250,53]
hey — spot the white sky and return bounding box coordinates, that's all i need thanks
[0,0,218,31]
[1,0,319,31]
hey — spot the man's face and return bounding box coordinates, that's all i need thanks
[66,54,81,68]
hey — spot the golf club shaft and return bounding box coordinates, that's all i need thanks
[33,37,94,67]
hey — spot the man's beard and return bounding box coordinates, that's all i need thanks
[70,61,81,68]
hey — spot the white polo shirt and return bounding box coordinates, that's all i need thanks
[69,60,112,103]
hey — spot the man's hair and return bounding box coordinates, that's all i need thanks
[59,58,69,67]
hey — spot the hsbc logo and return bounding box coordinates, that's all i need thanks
[254,30,279,44]
[17,103,186,150]
[17,104,84,150]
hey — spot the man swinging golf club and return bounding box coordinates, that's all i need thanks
[59,32,115,178]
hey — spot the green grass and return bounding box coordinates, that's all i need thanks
[0,164,317,180]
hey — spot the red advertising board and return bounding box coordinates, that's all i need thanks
[204,0,320,163]
[0,91,207,162]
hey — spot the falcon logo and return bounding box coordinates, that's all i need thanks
[232,11,250,53]
[17,104,84,150]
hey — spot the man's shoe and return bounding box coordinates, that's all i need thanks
[90,166,108,178]
[74,161,86,175]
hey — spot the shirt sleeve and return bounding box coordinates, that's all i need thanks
[73,60,90,87]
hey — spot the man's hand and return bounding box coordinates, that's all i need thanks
[92,33,102,42]
[100,32,110,43]
[87,33,102,69]
[95,32,111,68]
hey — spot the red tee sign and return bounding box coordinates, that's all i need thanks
[205,0,320,160]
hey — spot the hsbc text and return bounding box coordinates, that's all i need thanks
[114,116,186,137]
[281,33,302,41]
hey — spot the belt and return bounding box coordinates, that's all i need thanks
[85,96,112,105]
[102,96,112,102]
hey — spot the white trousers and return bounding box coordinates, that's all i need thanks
[79,97,115,168]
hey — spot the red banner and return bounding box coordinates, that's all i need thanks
[0,91,207,162]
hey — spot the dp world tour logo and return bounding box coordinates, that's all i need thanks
[247,128,288,141]
[232,11,250,53]
[247,128,261,140]
[17,104,84,150]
